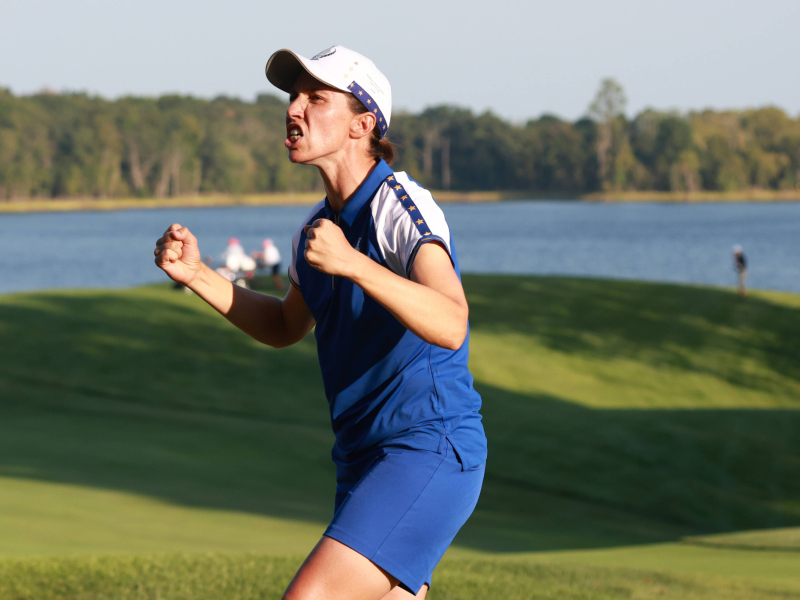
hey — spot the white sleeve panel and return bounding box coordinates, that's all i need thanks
[288,200,325,288]
[371,173,452,278]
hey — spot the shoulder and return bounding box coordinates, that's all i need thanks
[369,172,452,277]
[371,172,448,232]
[395,172,442,215]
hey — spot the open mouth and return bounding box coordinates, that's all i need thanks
[288,126,303,144]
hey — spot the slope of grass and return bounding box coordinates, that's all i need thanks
[467,277,800,536]
[1,275,799,597]
[2,553,798,600]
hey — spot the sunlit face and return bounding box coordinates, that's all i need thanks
[285,72,355,165]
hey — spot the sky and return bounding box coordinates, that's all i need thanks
[1,0,798,122]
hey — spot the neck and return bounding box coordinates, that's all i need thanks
[316,152,378,212]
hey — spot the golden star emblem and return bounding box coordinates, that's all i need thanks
[394,185,402,191]
[423,231,431,236]
[387,176,394,181]
[344,74,348,78]
[416,219,424,225]
[373,109,378,113]
[349,67,353,71]
[358,91,363,96]
[409,206,416,211]
[379,118,383,122]
[366,99,372,104]
[354,62,358,65]
[401,195,407,200]
[349,82,354,88]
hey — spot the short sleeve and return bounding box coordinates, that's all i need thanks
[372,173,452,278]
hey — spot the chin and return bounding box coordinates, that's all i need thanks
[287,149,308,164]
[288,149,322,166]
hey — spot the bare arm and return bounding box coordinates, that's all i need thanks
[187,264,314,347]
[154,224,315,348]
[304,219,468,350]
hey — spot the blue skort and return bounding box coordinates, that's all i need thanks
[324,439,485,594]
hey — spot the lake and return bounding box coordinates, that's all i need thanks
[0,201,797,295]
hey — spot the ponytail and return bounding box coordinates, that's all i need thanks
[371,132,396,165]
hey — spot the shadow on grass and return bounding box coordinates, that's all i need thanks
[466,275,800,397]
[0,276,798,554]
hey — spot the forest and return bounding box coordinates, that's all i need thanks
[1,80,799,199]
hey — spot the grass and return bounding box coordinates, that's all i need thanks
[0,275,799,598]
[2,189,798,214]
[582,188,800,203]
[1,554,797,600]
[0,191,533,214]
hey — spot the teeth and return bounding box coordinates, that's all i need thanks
[288,127,302,143]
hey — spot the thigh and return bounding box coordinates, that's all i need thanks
[283,537,397,600]
[382,584,428,599]
[327,442,484,594]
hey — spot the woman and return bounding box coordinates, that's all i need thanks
[154,45,487,600]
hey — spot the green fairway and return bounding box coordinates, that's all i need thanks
[2,553,798,600]
[1,276,798,598]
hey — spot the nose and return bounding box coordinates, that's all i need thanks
[286,94,305,122]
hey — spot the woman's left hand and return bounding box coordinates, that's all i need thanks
[304,219,361,277]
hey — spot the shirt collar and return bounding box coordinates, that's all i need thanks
[326,159,393,227]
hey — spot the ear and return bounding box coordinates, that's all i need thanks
[350,111,377,140]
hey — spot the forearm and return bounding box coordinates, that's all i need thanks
[348,254,467,350]
[187,263,294,347]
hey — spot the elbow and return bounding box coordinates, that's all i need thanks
[262,328,308,349]
[436,314,468,351]
[264,335,295,349]
[254,331,290,349]
[443,327,468,351]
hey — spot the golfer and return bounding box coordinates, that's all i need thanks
[154,45,487,600]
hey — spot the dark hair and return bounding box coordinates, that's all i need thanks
[347,94,396,165]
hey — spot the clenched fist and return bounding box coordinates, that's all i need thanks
[303,218,361,277]
[154,223,203,286]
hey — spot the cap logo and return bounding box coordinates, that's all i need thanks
[311,47,336,60]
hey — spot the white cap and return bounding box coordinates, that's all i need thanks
[265,45,392,137]
[733,245,743,253]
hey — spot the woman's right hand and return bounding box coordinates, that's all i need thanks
[154,223,203,286]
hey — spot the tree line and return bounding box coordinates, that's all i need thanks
[1,80,799,200]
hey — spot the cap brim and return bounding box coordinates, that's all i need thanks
[265,49,349,94]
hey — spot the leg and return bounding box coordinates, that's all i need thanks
[381,584,429,599]
[283,536,397,600]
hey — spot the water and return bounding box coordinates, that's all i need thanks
[0,201,797,295]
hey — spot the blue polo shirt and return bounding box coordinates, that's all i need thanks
[289,160,487,471]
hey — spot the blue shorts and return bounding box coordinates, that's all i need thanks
[324,439,485,595]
